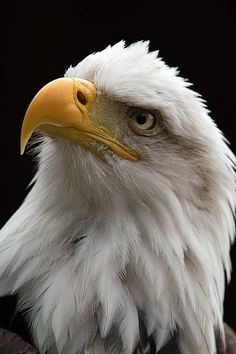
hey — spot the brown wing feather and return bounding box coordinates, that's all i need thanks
[0,329,39,354]
[221,324,236,354]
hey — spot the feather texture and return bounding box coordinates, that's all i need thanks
[0,41,235,353]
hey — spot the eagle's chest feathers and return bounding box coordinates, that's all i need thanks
[8,195,220,354]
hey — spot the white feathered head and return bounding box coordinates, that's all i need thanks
[0,41,235,354]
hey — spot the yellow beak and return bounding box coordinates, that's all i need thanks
[21,77,139,161]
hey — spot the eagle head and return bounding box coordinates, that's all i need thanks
[0,41,235,354]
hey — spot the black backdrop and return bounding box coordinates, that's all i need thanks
[1,0,236,337]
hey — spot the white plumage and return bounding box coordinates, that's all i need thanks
[0,41,235,354]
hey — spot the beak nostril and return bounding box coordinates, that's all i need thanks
[77,91,87,106]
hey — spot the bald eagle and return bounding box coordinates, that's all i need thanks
[0,41,235,354]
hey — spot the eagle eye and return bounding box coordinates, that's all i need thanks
[128,110,159,135]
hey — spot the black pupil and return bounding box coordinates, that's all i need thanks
[136,114,147,125]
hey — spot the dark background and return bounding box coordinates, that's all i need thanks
[0,0,236,342]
